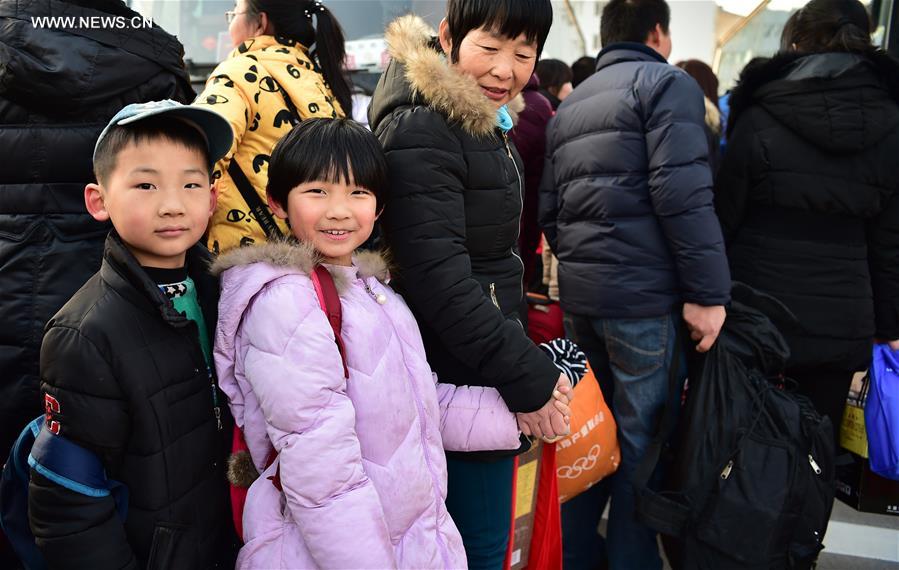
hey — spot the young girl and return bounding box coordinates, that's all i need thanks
[212,118,557,569]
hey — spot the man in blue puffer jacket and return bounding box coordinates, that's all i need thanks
[539,1,731,568]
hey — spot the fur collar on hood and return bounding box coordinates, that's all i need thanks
[383,15,516,137]
[211,240,390,294]
[726,49,899,136]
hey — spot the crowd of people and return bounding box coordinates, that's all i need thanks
[0,0,897,569]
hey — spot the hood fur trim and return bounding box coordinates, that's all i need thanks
[726,49,899,136]
[704,97,721,136]
[211,239,320,276]
[508,94,526,126]
[385,15,499,136]
[210,241,390,293]
[227,450,259,488]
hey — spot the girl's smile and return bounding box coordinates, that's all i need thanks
[269,174,379,266]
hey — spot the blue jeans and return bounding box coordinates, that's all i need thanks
[562,312,685,570]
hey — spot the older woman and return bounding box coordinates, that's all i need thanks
[369,1,570,567]
[716,0,899,446]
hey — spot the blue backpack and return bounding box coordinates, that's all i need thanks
[0,416,128,570]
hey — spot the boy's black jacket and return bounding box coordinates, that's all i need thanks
[28,231,236,570]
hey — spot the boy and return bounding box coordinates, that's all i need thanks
[27,101,236,570]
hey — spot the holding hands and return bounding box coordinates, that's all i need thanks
[516,373,574,441]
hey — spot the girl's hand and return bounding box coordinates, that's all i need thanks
[553,373,574,405]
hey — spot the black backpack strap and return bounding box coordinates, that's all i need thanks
[633,322,690,537]
[227,160,284,241]
[226,73,300,242]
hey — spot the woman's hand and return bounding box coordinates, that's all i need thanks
[516,374,572,439]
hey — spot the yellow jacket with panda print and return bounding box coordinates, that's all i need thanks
[195,35,343,254]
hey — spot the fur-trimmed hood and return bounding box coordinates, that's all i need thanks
[726,50,899,152]
[369,14,518,136]
[211,240,389,294]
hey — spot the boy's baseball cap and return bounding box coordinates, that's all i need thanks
[93,99,234,165]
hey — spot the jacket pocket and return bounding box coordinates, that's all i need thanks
[146,522,187,570]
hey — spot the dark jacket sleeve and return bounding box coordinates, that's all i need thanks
[868,188,899,339]
[538,115,560,251]
[714,111,757,244]
[643,71,731,306]
[29,325,137,570]
[379,110,558,412]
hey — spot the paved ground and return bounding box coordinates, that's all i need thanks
[816,500,899,569]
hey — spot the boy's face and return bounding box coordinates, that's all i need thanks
[85,138,216,268]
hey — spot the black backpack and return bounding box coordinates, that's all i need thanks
[635,284,835,570]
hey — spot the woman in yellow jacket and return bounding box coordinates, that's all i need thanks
[196,0,350,253]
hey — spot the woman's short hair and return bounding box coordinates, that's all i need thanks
[445,0,553,63]
[536,59,573,92]
[267,118,388,211]
[780,0,872,54]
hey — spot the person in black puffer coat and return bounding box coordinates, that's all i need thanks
[368,3,569,567]
[0,0,194,461]
[715,0,899,445]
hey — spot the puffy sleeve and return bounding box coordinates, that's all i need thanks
[435,379,521,452]
[29,325,137,570]
[643,71,731,306]
[239,277,395,568]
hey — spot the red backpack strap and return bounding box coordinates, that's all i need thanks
[311,265,349,379]
[265,266,350,499]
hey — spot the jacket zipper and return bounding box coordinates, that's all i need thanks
[808,454,822,475]
[720,459,734,480]
[209,367,223,431]
[502,131,525,307]
[489,283,501,309]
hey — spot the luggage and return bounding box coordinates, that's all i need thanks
[526,293,564,346]
[635,283,835,569]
